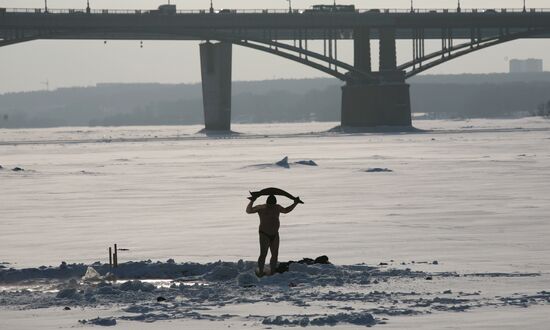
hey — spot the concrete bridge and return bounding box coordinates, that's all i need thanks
[1,5,550,131]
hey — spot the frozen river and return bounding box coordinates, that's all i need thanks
[1,118,549,273]
[1,118,550,329]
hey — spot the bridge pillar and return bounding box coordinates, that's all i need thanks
[199,41,232,131]
[354,27,371,72]
[379,28,397,71]
[341,72,412,128]
[341,28,411,128]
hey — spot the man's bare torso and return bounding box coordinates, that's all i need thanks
[257,204,282,235]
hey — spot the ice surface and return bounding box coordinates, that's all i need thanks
[2,118,549,273]
[1,118,550,328]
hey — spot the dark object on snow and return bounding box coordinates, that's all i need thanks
[275,262,292,274]
[379,262,388,266]
[274,156,318,168]
[156,296,167,302]
[295,160,318,166]
[275,156,290,168]
[425,276,433,280]
[12,167,24,172]
[275,255,331,274]
[364,168,393,173]
[249,187,304,204]
[79,317,117,326]
[0,165,3,169]
[63,306,71,311]
[314,255,330,264]
[432,260,439,265]
[299,258,315,265]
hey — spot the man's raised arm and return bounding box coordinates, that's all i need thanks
[246,199,260,214]
[280,198,300,214]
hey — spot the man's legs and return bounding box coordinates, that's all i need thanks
[257,233,270,276]
[269,234,280,275]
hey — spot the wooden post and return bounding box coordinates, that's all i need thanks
[114,244,118,268]
[109,247,112,270]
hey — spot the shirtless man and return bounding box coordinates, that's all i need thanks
[246,194,300,276]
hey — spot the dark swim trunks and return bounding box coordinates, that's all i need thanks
[259,230,279,243]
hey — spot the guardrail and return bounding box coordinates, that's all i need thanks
[3,7,550,15]
[3,8,289,14]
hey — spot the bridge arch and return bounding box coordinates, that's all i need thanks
[401,28,550,78]
[206,27,550,82]
[1,28,549,82]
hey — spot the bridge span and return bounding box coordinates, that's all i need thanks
[2,6,550,130]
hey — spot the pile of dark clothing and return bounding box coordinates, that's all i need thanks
[275,255,330,274]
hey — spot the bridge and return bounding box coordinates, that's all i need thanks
[2,5,550,131]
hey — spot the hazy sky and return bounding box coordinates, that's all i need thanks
[1,0,549,93]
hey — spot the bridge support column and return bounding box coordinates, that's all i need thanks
[379,28,397,71]
[199,41,232,131]
[341,28,411,128]
[354,27,371,73]
[341,72,411,128]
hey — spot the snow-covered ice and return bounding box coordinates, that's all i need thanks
[1,117,550,328]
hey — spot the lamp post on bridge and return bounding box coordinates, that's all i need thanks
[410,0,414,13]
[209,0,214,14]
[286,0,292,13]
[457,0,461,13]
[523,0,527,12]
[44,0,48,13]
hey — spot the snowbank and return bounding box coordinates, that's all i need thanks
[0,260,246,284]
[1,259,548,327]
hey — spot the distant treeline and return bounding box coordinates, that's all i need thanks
[1,73,550,128]
[410,82,550,118]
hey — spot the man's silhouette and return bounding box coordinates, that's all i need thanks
[246,194,299,276]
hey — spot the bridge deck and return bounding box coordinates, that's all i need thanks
[2,9,550,41]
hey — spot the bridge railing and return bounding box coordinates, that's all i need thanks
[2,8,292,15]
[3,7,550,15]
[357,8,550,13]
[399,8,547,13]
